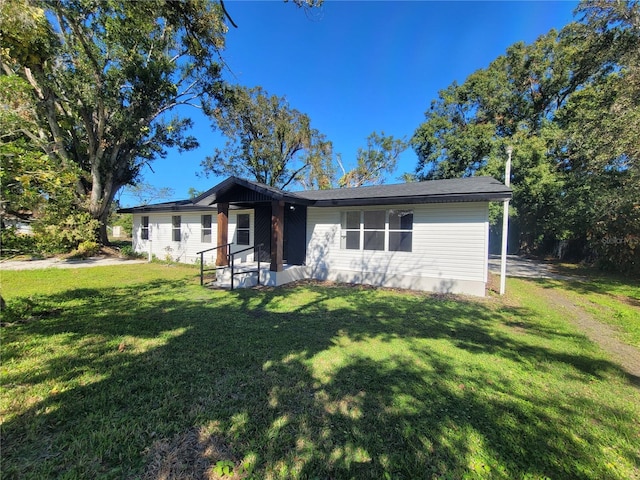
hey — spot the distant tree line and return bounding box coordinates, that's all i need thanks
[411,0,639,273]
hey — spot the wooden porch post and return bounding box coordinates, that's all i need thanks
[216,202,229,266]
[270,200,284,272]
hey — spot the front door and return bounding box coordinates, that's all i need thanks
[254,204,271,262]
[284,205,307,265]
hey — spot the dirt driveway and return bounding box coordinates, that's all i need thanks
[488,254,576,280]
[489,254,640,382]
[1,255,146,271]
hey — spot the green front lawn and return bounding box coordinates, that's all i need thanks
[1,265,639,479]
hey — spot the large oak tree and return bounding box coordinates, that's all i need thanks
[411,0,639,272]
[0,0,321,245]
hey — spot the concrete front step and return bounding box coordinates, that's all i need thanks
[206,263,310,290]
[213,263,261,289]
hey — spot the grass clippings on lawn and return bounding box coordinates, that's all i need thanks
[1,264,639,480]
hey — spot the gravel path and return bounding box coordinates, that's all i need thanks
[540,285,640,381]
[488,255,640,382]
[1,255,146,271]
[488,254,577,280]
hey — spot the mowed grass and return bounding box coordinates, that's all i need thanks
[1,264,639,479]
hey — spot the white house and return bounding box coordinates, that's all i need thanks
[120,176,511,296]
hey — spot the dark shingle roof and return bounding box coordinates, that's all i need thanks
[295,176,511,206]
[118,176,511,213]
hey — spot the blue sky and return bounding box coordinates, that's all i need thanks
[120,0,578,207]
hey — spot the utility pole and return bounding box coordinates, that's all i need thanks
[500,146,513,295]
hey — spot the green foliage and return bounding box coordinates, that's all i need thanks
[201,85,334,189]
[0,0,228,244]
[0,227,37,257]
[110,213,133,238]
[73,240,101,258]
[118,244,141,259]
[0,73,52,221]
[213,460,235,476]
[1,0,324,244]
[32,210,100,254]
[338,131,408,188]
[0,70,99,255]
[411,0,640,272]
[188,187,205,199]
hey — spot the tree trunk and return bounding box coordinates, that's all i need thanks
[88,156,121,246]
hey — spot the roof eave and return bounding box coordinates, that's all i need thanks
[117,204,219,214]
[310,192,512,207]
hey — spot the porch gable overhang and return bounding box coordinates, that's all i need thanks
[192,176,314,207]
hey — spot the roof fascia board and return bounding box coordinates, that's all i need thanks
[117,204,219,214]
[310,192,512,207]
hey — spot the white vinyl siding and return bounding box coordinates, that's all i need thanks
[132,209,254,264]
[133,211,216,264]
[306,202,489,293]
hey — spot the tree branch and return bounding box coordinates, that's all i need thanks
[219,0,238,28]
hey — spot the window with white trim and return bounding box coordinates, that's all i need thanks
[388,210,413,252]
[172,215,181,242]
[341,211,361,250]
[201,215,212,243]
[341,209,413,252]
[363,210,386,251]
[236,214,250,245]
[141,216,149,240]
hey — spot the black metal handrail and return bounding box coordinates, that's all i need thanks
[229,243,264,290]
[197,243,232,286]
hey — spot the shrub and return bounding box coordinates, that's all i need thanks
[32,211,100,254]
[0,227,37,257]
[119,245,142,259]
[74,240,101,258]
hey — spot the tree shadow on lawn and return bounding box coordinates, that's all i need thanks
[2,281,639,479]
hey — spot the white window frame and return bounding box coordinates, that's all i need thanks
[201,214,212,243]
[172,215,181,242]
[341,211,362,250]
[141,216,149,240]
[340,209,413,252]
[363,210,386,251]
[388,209,413,252]
[236,213,250,246]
